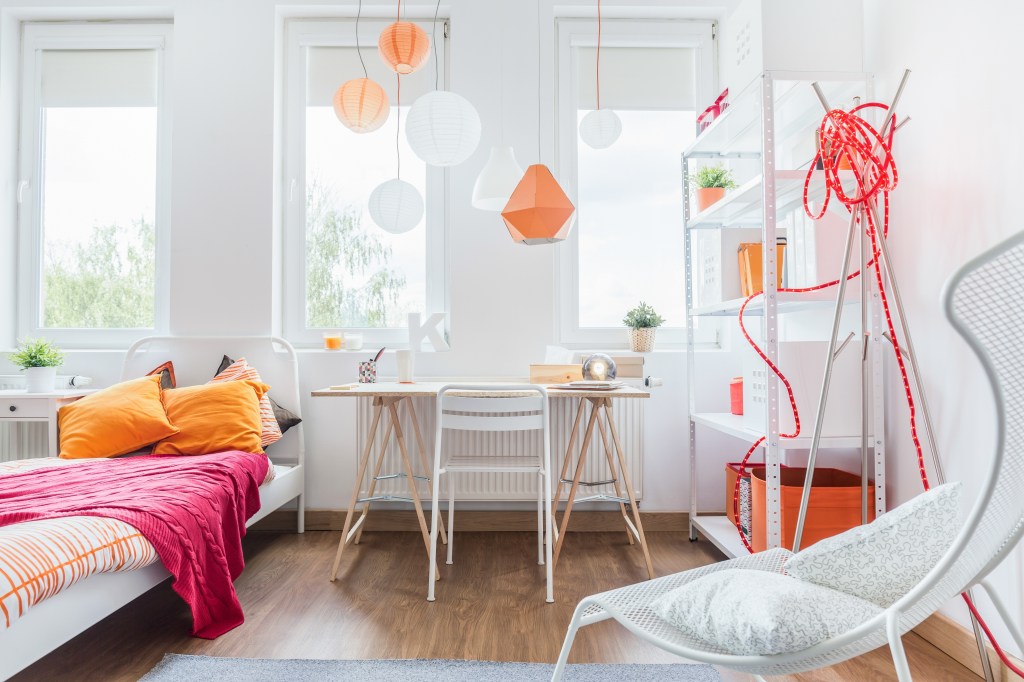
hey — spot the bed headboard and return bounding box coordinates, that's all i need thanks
[122,336,304,467]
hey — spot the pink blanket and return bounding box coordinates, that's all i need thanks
[0,452,268,638]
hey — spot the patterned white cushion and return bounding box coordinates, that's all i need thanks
[651,568,881,655]
[785,482,962,607]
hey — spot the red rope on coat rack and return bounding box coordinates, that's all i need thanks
[726,95,1024,677]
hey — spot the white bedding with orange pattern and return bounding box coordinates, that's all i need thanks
[0,456,277,631]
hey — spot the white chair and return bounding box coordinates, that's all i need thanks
[427,384,554,603]
[552,230,1024,681]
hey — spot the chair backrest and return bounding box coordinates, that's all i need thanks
[895,231,1024,623]
[436,384,549,434]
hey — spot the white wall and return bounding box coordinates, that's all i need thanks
[864,0,1024,654]
[0,0,742,516]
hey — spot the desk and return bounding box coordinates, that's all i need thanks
[0,389,93,457]
[312,382,652,582]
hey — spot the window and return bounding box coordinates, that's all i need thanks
[17,23,171,347]
[555,19,716,346]
[282,19,447,347]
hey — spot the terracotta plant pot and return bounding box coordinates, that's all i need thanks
[629,327,656,353]
[696,187,726,212]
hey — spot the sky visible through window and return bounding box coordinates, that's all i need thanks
[576,109,696,328]
[40,107,157,328]
[305,106,426,328]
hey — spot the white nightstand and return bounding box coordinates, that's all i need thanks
[0,389,94,457]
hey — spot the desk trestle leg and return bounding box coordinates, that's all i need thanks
[551,397,654,580]
[330,396,443,582]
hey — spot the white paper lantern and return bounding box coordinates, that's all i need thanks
[368,179,424,234]
[406,90,482,167]
[472,146,524,211]
[579,108,622,150]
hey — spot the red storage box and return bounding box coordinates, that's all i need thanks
[750,466,874,552]
[729,377,743,415]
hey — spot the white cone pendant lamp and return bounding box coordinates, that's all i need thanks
[472,146,524,210]
[368,178,423,234]
[579,0,621,150]
[579,108,621,149]
[407,90,482,167]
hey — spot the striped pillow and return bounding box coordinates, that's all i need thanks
[209,358,283,447]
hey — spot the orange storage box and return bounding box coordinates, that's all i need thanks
[738,239,786,297]
[750,466,874,552]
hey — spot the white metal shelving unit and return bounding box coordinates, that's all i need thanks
[684,71,886,558]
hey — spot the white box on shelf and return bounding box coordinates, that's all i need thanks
[692,228,761,308]
[719,0,863,100]
[741,339,872,438]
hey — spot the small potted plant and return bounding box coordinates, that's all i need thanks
[691,164,737,212]
[8,338,64,393]
[623,302,664,353]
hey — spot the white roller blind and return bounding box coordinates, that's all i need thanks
[307,45,437,107]
[41,49,158,107]
[576,46,695,111]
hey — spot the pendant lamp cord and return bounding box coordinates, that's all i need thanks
[537,0,542,162]
[396,73,402,180]
[498,0,505,144]
[356,0,367,78]
[596,0,602,111]
[395,0,402,181]
[432,0,441,91]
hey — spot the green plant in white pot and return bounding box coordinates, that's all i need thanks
[8,338,64,393]
[623,302,664,353]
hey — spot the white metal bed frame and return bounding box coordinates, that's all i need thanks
[0,336,305,681]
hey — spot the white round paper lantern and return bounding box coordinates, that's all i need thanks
[579,108,622,150]
[368,179,424,234]
[406,90,482,167]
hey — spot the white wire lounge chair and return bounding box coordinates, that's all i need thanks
[552,230,1024,681]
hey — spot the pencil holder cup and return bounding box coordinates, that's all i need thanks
[358,360,377,383]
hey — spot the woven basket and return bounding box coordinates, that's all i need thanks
[629,327,656,353]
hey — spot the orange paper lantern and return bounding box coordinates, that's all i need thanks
[378,21,430,75]
[501,165,576,245]
[333,78,390,133]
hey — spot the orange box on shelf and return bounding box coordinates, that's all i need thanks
[738,239,786,297]
[750,466,874,552]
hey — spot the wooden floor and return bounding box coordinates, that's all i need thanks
[16,530,976,681]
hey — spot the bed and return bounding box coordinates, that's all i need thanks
[0,336,305,681]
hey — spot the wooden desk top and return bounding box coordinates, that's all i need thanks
[311,381,650,399]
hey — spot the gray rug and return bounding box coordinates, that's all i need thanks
[140,655,721,681]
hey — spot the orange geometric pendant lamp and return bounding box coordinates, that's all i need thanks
[501,164,576,245]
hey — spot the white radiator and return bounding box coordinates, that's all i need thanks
[356,394,644,502]
[0,378,49,462]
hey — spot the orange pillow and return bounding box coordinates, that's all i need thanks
[153,380,269,456]
[209,358,282,447]
[58,375,179,459]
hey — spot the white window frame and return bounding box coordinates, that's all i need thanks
[16,22,172,348]
[554,18,717,348]
[281,18,449,349]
